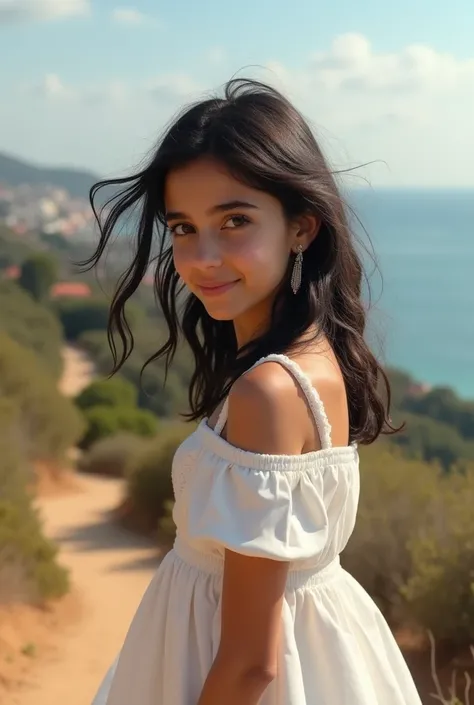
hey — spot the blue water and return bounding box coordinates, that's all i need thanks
[348,189,474,399]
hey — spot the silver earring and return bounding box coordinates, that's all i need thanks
[291,244,303,294]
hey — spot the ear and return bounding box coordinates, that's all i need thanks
[290,214,321,252]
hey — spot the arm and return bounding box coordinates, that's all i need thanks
[197,551,289,705]
[197,364,307,705]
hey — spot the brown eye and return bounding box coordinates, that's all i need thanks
[222,215,250,229]
[170,223,195,236]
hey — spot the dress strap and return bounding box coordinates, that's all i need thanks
[213,354,333,450]
[213,398,229,437]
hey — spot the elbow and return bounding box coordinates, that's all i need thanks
[232,660,277,689]
[215,653,277,688]
[243,664,277,687]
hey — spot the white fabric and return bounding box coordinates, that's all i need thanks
[91,355,422,705]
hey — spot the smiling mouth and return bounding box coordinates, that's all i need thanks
[196,280,240,296]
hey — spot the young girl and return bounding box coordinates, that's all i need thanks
[89,79,422,705]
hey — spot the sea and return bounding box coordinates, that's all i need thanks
[347,189,474,399]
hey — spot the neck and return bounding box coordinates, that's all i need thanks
[232,290,281,348]
[233,307,271,348]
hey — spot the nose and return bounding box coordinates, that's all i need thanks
[192,232,223,269]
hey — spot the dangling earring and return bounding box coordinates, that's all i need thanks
[291,244,304,294]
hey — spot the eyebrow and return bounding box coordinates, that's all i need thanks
[165,200,259,222]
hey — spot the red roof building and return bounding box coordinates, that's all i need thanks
[50,282,92,298]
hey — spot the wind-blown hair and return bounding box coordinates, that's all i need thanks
[82,78,396,444]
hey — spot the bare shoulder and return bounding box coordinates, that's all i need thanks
[227,350,349,453]
[227,362,306,455]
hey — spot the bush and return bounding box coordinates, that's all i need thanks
[125,423,192,533]
[78,324,191,418]
[390,412,474,471]
[401,466,474,647]
[0,499,69,604]
[0,403,69,605]
[76,376,138,411]
[342,444,440,624]
[80,405,158,449]
[344,443,474,646]
[0,281,63,378]
[78,433,149,477]
[0,332,84,461]
[404,387,474,442]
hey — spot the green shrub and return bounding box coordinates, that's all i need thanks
[0,405,69,605]
[78,432,149,477]
[404,387,474,442]
[0,401,31,501]
[401,466,474,647]
[80,405,158,449]
[126,423,191,530]
[18,252,58,303]
[76,376,138,411]
[0,333,84,461]
[78,324,191,418]
[390,411,474,471]
[0,281,63,378]
[0,499,69,604]
[342,444,440,624]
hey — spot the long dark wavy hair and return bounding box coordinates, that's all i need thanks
[82,78,396,445]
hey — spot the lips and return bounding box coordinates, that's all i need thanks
[196,280,240,296]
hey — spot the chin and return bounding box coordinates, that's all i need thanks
[200,298,250,323]
[201,305,236,322]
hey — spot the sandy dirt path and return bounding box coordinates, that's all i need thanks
[10,476,160,705]
[5,345,160,704]
[58,344,97,398]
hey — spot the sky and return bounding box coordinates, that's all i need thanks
[1,0,474,187]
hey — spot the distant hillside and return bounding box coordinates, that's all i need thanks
[0,152,100,198]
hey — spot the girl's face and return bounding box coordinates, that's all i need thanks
[165,158,310,345]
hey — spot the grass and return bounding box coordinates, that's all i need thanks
[20,642,37,658]
[429,632,474,704]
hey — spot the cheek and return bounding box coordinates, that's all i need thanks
[172,242,190,280]
[232,231,288,279]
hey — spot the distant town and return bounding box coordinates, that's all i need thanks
[0,181,94,239]
[0,152,156,295]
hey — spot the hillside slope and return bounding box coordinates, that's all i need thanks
[0,152,100,198]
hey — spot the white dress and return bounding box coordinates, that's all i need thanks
[92,354,422,705]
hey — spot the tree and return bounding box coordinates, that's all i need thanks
[76,377,138,411]
[18,253,58,302]
[55,299,110,340]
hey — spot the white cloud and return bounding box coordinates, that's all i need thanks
[4,33,474,187]
[295,32,474,95]
[111,7,156,26]
[0,0,90,23]
[258,33,474,184]
[30,74,130,105]
[41,73,68,97]
[32,71,200,105]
